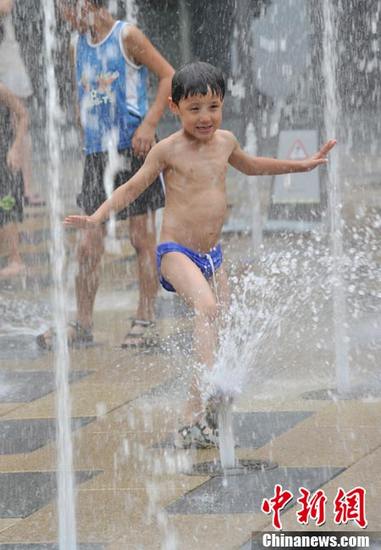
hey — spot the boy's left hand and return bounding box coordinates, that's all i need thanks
[132,120,156,158]
[303,139,337,171]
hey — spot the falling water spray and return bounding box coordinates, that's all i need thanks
[322,0,350,395]
[43,2,77,547]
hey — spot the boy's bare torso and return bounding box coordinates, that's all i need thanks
[159,129,235,253]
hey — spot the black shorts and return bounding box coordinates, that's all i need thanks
[77,148,165,219]
[0,165,23,227]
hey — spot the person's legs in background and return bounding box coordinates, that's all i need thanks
[75,223,106,331]
[130,210,158,322]
[11,109,44,206]
[121,210,159,347]
[36,224,105,349]
[0,221,25,277]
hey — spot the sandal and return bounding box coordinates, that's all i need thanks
[174,421,219,449]
[36,321,93,350]
[121,319,158,349]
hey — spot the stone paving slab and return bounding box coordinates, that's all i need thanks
[166,466,344,516]
[111,512,267,550]
[0,471,99,519]
[0,371,91,403]
[0,417,94,455]
[0,490,147,544]
[311,400,381,428]
[0,523,20,536]
[0,336,44,363]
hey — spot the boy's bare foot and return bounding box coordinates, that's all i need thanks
[0,262,26,278]
[121,319,158,348]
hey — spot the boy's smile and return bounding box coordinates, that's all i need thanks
[170,90,223,142]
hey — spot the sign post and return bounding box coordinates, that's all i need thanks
[265,129,324,232]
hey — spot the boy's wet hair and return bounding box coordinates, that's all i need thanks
[171,61,225,105]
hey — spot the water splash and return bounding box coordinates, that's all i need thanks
[103,131,124,256]
[217,397,235,469]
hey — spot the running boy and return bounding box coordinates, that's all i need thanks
[0,82,28,278]
[38,0,174,349]
[65,61,336,447]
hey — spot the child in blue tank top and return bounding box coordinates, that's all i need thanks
[37,0,174,350]
[76,18,149,155]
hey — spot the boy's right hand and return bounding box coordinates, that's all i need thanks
[64,215,97,229]
[7,144,22,173]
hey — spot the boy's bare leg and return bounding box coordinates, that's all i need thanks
[161,252,219,424]
[213,266,231,320]
[122,211,158,344]
[0,222,25,277]
[76,224,106,329]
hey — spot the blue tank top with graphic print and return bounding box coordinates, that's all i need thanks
[76,21,148,155]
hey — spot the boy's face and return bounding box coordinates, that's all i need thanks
[59,1,95,33]
[170,90,224,142]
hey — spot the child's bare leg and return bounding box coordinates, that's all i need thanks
[213,266,231,322]
[12,111,42,205]
[21,133,33,198]
[76,224,106,328]
[36,225,105,348]
[160,252,218,424]
[0,222,25,277]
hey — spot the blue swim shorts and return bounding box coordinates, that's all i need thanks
[156,242,223,293]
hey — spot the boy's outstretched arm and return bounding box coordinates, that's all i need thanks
[229,137,337,176]
[64,142,166,229]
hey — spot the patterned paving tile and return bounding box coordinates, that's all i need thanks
[0,371,91,403]
[0,471,100,518]
[0,417,95,455]
[167,466,344,515]
[232,411,312,448]
[0,336,44,362]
